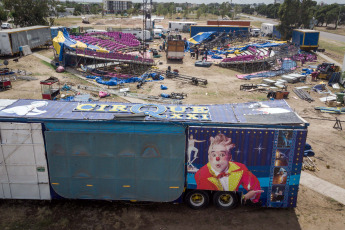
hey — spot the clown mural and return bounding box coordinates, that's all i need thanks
[191,133,263,203]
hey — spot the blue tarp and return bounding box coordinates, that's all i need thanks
[86,72,164,86]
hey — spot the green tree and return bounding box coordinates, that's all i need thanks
[0,5,8,24]
[299,0,317,28]
[277,0,300,40]
[156,4,163,16]
[3,0,52,27]
[196,8,202,19]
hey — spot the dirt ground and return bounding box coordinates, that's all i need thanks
[0,17,345,230]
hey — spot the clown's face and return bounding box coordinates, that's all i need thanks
[208,144,231,173]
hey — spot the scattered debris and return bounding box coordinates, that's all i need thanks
[293,88,314,102]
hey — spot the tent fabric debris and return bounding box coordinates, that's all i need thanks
[86,72,164,86]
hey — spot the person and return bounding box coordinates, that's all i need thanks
[194,133,263,203]
[278,167,287,184]
[203,47,208,61]
[195,47,199,60]
[162,40,166,51]
[187,134,206,168]
[119,33,122,39]
[268,47,272,57]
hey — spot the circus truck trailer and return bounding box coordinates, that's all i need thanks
[292,29,319,51]
[169,21,197,32]
[0,26,51,56]
[0,99,308,209]
[261,23,275,37]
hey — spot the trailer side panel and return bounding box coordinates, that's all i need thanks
[44,122,186,202]
[186,126,307,208]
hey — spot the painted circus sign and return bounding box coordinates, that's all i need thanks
[74,103,212,120]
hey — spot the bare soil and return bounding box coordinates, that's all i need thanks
[0,17,344,230]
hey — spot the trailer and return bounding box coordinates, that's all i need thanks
[121,29,152,41]
[0,99,308,209]
[207,20,251,27]
[166,34,185,61]
[272,26,282,40]
[0,26,51,56]
[190,25,249,38]
[169,21,197,32]
[261,23,274,37]
[292,29,319,51]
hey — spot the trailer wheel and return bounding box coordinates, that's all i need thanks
[185,190,209,210]
[213,191,238,210]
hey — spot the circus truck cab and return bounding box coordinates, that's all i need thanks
[0,99,308,210]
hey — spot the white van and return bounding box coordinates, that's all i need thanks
[250,28,261,37]
[153,29,162,39]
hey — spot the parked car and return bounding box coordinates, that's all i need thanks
[1,23,11,29]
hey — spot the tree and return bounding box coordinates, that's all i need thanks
[156,4,163,16]
[3,0,52,27]
[0,5,8,24]
[196,8,202,19]
[299,0,317,28]
[277,0,300,40]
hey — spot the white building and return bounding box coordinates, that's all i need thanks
[103,0,132,13]
[274,0,285,4]
[176,7,183,12]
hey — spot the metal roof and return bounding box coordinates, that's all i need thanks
[0,99,307,126]
[0,26,49,34]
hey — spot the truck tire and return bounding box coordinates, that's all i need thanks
[213,191,238,210]
[185,190,210,210]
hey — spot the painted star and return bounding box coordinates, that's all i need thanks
[255,143,265,155]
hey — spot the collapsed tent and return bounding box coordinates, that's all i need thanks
[53,29,108,61]
[86,72,164,86]
[188,32,216,45]
[236,59,297,80]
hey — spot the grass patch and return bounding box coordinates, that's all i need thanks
[40,60,56,70]
[318,39,345,63]
[251,21,263,29]
[315,26,345,37]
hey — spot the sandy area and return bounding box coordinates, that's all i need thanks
[0,17,344,229]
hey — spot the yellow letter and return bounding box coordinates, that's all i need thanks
[200,114,210,120]
[170,113,184,119]
[96,104,109,111]
[191,106,209,113]
[76,104,96,111]
[186,114,199,120]
[109,105,128,112]
[169,106,187,113]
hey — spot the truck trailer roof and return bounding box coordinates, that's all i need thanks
[0,99,308,127]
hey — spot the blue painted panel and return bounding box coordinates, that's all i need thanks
[190,26,249,37]
[304,32,319,46]
[186,127,307,208]
[44,122,186,202]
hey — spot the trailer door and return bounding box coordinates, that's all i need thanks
[44,122,186,202]
[0,33,12,55]
[0,122,50,199]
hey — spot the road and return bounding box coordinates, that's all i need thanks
[242,14,345,43]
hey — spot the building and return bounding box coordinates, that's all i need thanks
[176,7,183,12]
[103,0,132,13]
[274,0,285,4]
